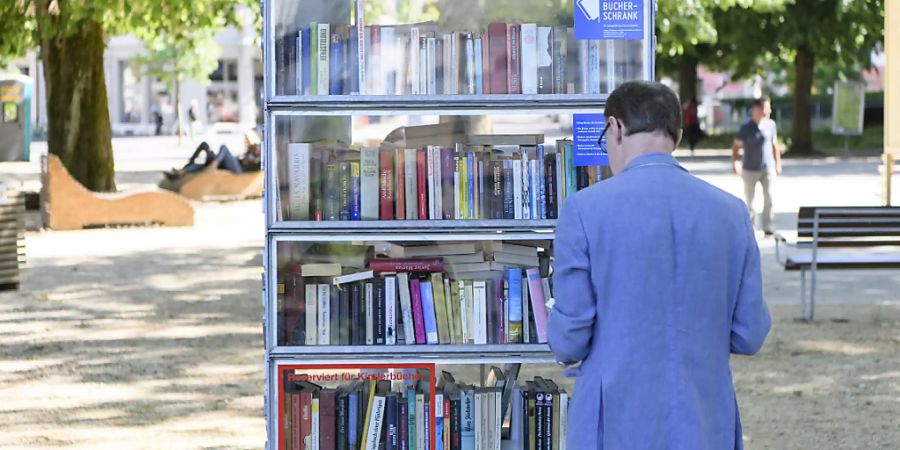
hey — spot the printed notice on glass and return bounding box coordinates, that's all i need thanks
[575,0,645,40]
[573,114,608,167]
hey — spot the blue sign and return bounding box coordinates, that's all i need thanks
[573,113,608,167]
[575,0,645,41]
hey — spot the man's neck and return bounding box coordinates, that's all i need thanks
[620,134,675,168]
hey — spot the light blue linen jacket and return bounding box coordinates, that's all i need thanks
[549,152,771,450]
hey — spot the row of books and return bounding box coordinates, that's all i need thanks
[277,241,552,347]
[283,140,611,222]
[282,369,568,450]
[274,20,643,97]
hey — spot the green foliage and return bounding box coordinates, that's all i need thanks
[133,31,221,92]
[0,0,258,64]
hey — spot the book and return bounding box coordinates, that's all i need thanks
[351,283,364,345]
[472,281,487,345]
[417,150,428,219]
[320,389,338,450]
[317,23,331,95]
[404,149,418,220]
[331,285,341,344]
[369,259,445,273]
[386,393,399,450]
[486,23,508,94]
[378,242,476,258]
[536,26,553,95]
[431,273,451,344]
[364,390,386,450]
[350,162,361,221]
[379,151,395,220]
[360,148,380,220]
[286,143,311,220]
[395,149,406,221]
[365,283,375,345]
[419,281,440,345]
[396,273,417,345]
[300,263,343,277]
[507,24,522,94]
[552,26,567,94]
[441,148,455,220]
[409,278,427,345]
[525,268,549,343]
[334,270,375,286]
[385,276,397,345]
[305,284,318,346]
[355,4,366,95]
[489,252,540,267]
[507,269,523,344]
[330,29,344,95]
[374,278,386,345]
[340,287,352,345]
[340,162,352,220]
[520,24,538,95]
[318,284,331,345]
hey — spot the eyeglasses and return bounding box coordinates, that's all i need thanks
[597,121,610,148]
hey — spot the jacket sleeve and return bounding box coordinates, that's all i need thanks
[548,195,597,364]
[731,211,772,355]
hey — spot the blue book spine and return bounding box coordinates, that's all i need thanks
[420,281,439,344]
[474,38,483,95]
[424,401,430,450]
[537,144,546,219]
[407,390,417,450]
[387,394,399,450]
[435,401,444,450]
[466,152,475,219]
[461,390,475,450]
[564,143,577,198]
[329,32,344,95]
[507,268,523,336]
[348,391,359,448]
[301,28,311,95]
[349,25,360,94]
[350,163,361,220]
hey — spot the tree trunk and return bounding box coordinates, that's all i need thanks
[39,15,116,192]
[790,44,815,155]
[678,54,699,103]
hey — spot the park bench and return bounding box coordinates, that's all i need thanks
[775,206,900,321]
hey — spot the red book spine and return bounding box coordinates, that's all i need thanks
[417,150,428,219]
[395,149,406,220]
[299,392,312,450]
[487,23,509,94]
[409,278,427,344]
[290,394,300,450]
[369,259,445,273]
[507,24,521,94]
[318,391,337,450]
[379,150,394,220]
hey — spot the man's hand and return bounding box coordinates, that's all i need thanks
[775,162,782,176]
[733,160,742,176]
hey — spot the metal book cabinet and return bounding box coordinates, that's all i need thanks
[261,0,655,447]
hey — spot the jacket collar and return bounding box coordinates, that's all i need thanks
[621,152,685,173]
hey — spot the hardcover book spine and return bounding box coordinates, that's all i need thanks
[339,287,351,345]
[507,269,523,343]
[410,28,421,95]
[545,154,558,219]
[286,143,311,220]
[339,162,351,221]
[526,268,549,343]
[324,163,339,221]
[511,159,522,220]
[507,24,522,94]
[399,399,409,450]
[317,284,330,345]
[317,23,330,95]
[466,153,475,219]
[404,149,418,220]
[356,2,366,94]
[385,276,397,345]
[552,26,566,94]
[433,146,444,220]
[361,148,380,220]
[369,259,444,273]
[536,26,553,95]
[350,162,361,221]
[330,285,340,345]
[365,282,375,345]
[417,150,428,220]
[503,160,515,220]
[397,273,417,345]
[320,391,337,450]
[351,283,363,345]
[450,397,461,450]
[473,281,487,345]
[348,25,359,95]
[302,28,312,95]
[408,277,427,344]
[337,394,349,450]
[427,147,436,220]
[394,149,406,221]
[329,30,344,95]
[440,147,455,220]
[486,23,508,94]
[374,278,386,345]
[465,34,476,95]
[474,37,484,95]
[386,394,399,450]
[521,154,531,220]
[419,281,440,345]
[305,284,318,345]
[521,24,538,95]
[379,151,395,220]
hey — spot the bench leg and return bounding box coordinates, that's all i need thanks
[808,265,817,322]
[800,268,809,320]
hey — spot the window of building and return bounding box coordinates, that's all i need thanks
[119,61,144,124]
[207,58,240,123]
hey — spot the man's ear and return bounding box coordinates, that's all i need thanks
[674,129,683,149]
[609,117,624,144]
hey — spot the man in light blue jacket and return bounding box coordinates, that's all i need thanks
[549,81,771,450]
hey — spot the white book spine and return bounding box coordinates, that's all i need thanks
[356,0,366,95]
[311,398,320,450]
[512,159,523,220]
[365,283,374,345]
[465,282,475,344]
[443,34,453,94]
[473,281,487,345]
[381,27,395,95]
[397,273,416,345]
[427,37,437,95]
[415,394,425,450]
[493,391,501,450]
[420,38,428,95]
[522,279,531,343]
[317,24,330,96]
[305,285,318,345]
[385,276,397,345]
[427,146,436,220]
[395,35,406,95]
[474,37,483,95]
[365,396,387,450]
[578,40,589,94]
[317,284,330,345]
[458,280,469,344]
[410,28,420,95]
[433,146,443,219]
[530,160,540,219]
[474,392,483,450]
[588,40,600,95]
[520,155,531,220]
[360,148,380,220]
[520,24,538,95]
[286,143,311,220]
[453,160,461,220]
[404,148,418,219]
[449,34,459,94]
[559,392,569,450]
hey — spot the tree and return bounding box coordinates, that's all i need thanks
[133,31,221,144]
[716,0,883,154]
[0,0,256,191]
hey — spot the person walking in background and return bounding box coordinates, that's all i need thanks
[683,97,703,155]
[732,97,782,235]
[549,81,770,450]
[187,100,201,142]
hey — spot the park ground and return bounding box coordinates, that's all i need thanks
[1,137,898,449]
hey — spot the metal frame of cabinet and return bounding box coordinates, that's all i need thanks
[261,1,656,447]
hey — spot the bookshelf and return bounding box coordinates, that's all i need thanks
[262,1,655,448]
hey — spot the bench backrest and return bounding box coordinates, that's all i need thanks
[797,207,900,245]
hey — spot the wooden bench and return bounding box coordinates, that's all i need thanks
[41,154,194,230]
[169,166,263,201]
[775,206,900,321]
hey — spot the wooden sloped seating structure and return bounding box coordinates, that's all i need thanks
[41,154,194,230]
[176,166,264,201]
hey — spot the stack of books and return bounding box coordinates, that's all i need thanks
[277,242,553,347]
[283,139,610,222]
[275,18,644,97]
[282,369,569,450]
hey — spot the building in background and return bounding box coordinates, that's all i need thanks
[9,20,261,137]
